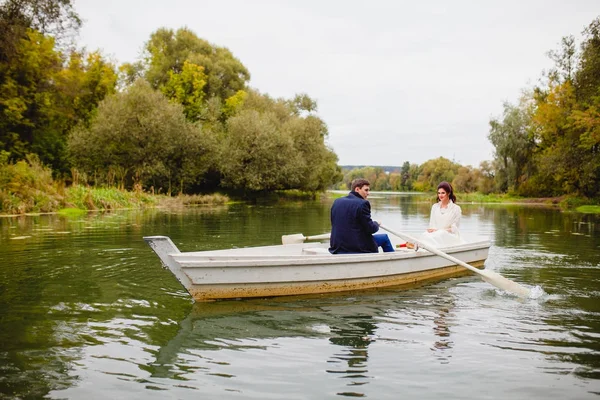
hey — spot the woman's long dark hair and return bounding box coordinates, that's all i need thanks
[437,181,456,203]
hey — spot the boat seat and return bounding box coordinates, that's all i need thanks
[302,247,332,255]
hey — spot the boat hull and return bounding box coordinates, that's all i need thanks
[144,236,490,301]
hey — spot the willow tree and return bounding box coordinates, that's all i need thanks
[220,109,301,191]
[488,100,536,193]
[68,80,216,193]
[282,96,340,192]
[219,90,340,193]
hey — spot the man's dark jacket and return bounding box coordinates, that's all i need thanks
[329,191,380,254]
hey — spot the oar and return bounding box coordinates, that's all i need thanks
[379,224,531,298]
[281,233,331,245]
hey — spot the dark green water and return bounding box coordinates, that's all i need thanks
[0,194,599,399]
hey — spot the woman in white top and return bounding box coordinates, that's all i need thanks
[421,181,463,247]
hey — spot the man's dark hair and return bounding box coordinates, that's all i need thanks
[351,178,370,191]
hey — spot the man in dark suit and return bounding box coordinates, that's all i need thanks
[329,178,394,254]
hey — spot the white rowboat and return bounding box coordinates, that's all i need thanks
[143,235,491,301]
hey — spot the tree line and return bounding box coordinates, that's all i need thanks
[337,157,494,193]
[341,17,600,199]
[2,1,598,199]
[0,0,341,197]
[488,17,600,199]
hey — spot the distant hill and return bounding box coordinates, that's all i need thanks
[340,165,402,173]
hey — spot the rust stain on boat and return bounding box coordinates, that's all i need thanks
[188,262,485,301]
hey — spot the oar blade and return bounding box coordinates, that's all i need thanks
[479,269,531,298]
[281,234,306,245]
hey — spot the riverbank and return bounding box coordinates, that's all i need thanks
[3,156,598,215]
[2,180,599,217]
[0,184,230,217]
[329,190,600,213]
[459,193,600,213]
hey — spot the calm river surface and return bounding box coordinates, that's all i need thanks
[0,193,599,399]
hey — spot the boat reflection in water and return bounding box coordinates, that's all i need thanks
[147,286,459,396]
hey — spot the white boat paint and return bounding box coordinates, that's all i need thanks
[144,235,491,301]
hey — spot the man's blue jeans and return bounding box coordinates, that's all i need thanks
[373,233,394,252]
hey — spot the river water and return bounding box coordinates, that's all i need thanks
[0,193,599,399]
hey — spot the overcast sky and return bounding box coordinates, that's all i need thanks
[74,0,598,167]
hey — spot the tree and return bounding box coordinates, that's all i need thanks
[475,161,495,194]
[217,89,340,193]
[0,30,117,171]
[452,166,477,193]
[531,80,582,195]
[290,93,317,114]
[68,80,215,193]
[0,30,61,163]
[400,161,412,190]
[546,35,577,84]
[141,27,250,104]
[283,114,340,191]
[0,0,81,62]
[416,157,459,191]
[219,109,300,191]
[160,60,207,121]
[488,99,536,193]
[54,50,118,128]
[574,17,600,105]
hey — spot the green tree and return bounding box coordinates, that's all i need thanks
[488,99,536,193]
[452,166,477,193]
[372,168,389,191]
[218,89,340,193]
[220,109,300,191]
[222,89,248,118]
[141,27,250,104]
[475,161,495,194]
[0,0,80,62]
[68,80,215,193]
[283,114,340,191]
[54,50,117,128]
[160,60,207,121]
[416,157,459,191]
[0,30,117,171]
[574,17,600,105]
[531,80,580,195]
[546,35,577,84]
[400,161,412,190]
[388,172,402,191]
[0,29,68,169]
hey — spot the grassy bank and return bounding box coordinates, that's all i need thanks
[2,155,598,215]
[0,155,229,216]
[459,193,599,211]
[328,190,600,213]
[1,183,230,216]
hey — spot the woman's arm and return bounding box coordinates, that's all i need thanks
[427,204,437,232]
[446,204,462,234]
